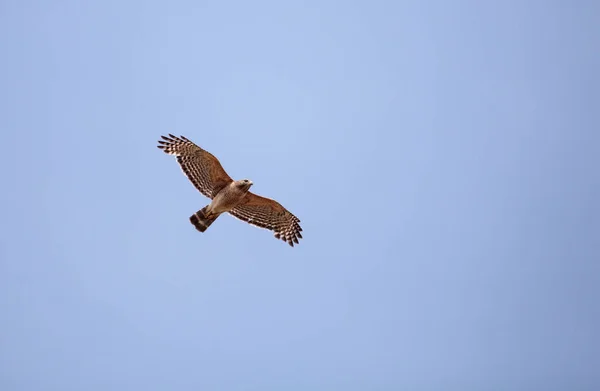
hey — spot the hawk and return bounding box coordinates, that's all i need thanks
[157,134,303,246]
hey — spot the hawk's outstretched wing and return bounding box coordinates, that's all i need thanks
[229,192,303,247]
[157,134,232,198]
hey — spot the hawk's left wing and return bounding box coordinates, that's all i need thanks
[229,192,303,247]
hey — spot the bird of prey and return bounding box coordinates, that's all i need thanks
[157,134,302,246]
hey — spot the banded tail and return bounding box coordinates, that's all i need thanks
[189,206,219,232]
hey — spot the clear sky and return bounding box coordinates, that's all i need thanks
[1,0,599,390]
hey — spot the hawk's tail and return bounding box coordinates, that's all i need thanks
[190,206,219,233]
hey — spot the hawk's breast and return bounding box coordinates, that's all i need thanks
[210,183,248,213]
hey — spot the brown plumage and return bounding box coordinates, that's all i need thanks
[189,206,217,232]
[157,134,303,246]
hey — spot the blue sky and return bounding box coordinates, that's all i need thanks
[1,0,599,389]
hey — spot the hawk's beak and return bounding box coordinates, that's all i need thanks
[248,181,253,186]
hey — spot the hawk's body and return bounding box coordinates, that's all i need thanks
[157,134,302,246]
[211,181,252,214]
[189,180,252,232]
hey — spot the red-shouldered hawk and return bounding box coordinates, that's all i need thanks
[157,134,303,246]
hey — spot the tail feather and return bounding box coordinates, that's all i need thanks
[190,206,219,232]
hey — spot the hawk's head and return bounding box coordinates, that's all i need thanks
[236,179,253,191]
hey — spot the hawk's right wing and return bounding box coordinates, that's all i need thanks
[158,134,232,199]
